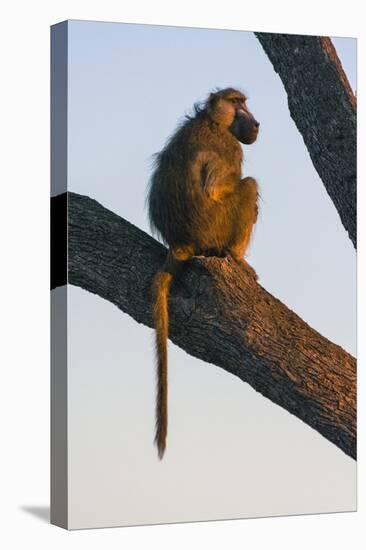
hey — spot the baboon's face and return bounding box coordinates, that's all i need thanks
[208,89,259,144]
[227,93,260,145]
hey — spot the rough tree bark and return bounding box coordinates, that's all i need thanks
[255,33,357,248]
[57,192,356,459]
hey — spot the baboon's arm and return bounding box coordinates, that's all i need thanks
[192,150,239,201]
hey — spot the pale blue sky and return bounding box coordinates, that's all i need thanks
[64,20,356,528]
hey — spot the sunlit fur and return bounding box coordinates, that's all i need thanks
[148,88,259,458]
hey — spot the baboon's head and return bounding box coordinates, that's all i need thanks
[207,88,259,144]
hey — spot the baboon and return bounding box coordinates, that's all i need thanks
[147,88,260,458]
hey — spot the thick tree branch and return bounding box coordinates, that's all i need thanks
[60,192,356,459]
[255,33,357,248]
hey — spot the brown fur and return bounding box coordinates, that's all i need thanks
[148,88,259,458]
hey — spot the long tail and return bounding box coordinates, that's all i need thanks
[152,253,182,459]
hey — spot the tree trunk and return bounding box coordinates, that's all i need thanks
[51,192,357,459]
[255,33,356,248]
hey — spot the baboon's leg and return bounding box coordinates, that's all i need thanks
[170,244,195,262]
[229,177,258,260]
[162,244,196,275]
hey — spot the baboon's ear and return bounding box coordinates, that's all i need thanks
[208,92,217,105]
[207,93,219,114]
